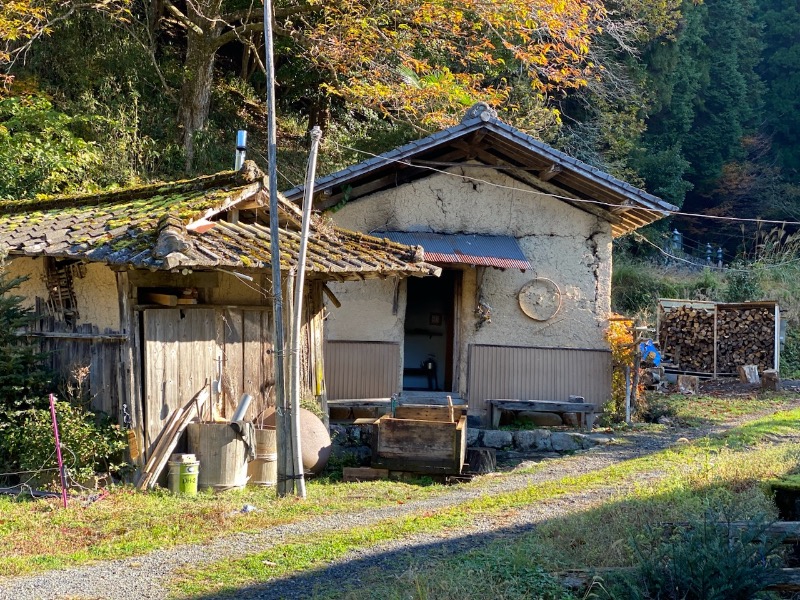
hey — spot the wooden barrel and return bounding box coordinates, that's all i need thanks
[187,422,248,491]
[247,426,277,487]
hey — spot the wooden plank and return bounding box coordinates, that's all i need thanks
[243,310,266,422]
[489,400,596,413]
[21,332,127,341]
[223,308,244,420]
[143,310,166,453]
[343,467,389,482]
[137,387,209,489]
[394,405,460,422]
[144,292,178,307]
[373,416,467,471]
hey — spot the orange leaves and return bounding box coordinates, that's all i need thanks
[284,0,606,127]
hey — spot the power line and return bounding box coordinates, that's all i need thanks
[328,141,800,228]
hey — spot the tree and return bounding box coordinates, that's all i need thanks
[157,0,608,170]
[0,0,130,92]
[0,256,52,475]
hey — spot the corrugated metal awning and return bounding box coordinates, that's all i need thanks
[375,232,531,270]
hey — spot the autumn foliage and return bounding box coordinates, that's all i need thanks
[291,0,606,126]
[606,316,635,420]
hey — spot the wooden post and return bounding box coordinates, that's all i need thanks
[116,270,144,470]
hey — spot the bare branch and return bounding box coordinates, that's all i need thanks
[162,0,204,35]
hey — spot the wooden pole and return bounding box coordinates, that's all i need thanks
[262,0,290,497]
[287,126,322,499]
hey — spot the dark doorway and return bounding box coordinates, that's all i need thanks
[403,270,458,391]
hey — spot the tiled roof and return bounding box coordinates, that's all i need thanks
[0,162,439,279]
[284,105,678,237]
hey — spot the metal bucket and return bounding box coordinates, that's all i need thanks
[167,453,199,496]
[187,423,247,492]
[247,426,277,487]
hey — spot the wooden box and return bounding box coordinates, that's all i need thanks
[370,414,467,475]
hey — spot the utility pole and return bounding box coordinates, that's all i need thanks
[262,0,294,496]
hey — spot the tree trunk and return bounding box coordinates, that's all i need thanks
[179,31,217,172]
[177,0,223,172]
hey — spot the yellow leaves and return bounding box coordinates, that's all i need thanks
[296,0,606,124]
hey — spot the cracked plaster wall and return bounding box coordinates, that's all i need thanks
[326,166,613,391]
[5,257,121,331]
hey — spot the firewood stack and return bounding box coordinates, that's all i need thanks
[658,302,777,374]
[658,306,715,372]
[716,307,775,373]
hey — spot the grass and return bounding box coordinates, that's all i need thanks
[643,391,796,426]
[166,406,800,598]
[0,476,446,577]
[2,392,798,594]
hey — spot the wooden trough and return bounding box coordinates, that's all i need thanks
[370,403,467,475]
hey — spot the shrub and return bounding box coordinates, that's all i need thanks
[605,508,785,600]
[4,401,128,485]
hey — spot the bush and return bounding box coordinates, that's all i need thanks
[724,268,763,303]
[605,508,785,600]
[3,401,128,484]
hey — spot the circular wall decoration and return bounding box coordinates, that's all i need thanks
[518,278,562,321]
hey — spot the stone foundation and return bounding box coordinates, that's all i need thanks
[330,423,613,467]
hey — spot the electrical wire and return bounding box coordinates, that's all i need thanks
[633,232,800,271]
[329,140,800,228]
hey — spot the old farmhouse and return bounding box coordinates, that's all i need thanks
[285,104,678,424]
[0,162,438,459]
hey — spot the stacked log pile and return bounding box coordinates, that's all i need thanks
[658,302,776,374]
[658,306,715,372]
[717,306,775,373]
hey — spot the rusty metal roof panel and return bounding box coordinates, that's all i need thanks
[375,232,531,270]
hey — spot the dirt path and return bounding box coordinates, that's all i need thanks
[2,404,798,600]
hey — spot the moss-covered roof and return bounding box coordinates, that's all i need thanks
[0,162,439,279]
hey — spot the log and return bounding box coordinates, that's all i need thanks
[677,375,699,394]
[465,447,496,474]
[762,369,782,392]
[658,303,776,374]
[738,364,760,384]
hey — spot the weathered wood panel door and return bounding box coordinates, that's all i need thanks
[142,307,275,454]
[143,309,215,452]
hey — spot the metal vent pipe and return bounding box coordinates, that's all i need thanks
[234,130,247,170]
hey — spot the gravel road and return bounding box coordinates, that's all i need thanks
[2,407,797,600]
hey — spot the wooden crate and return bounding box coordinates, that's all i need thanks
[371,414,467,475]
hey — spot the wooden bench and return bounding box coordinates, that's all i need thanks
[488,399,595,431]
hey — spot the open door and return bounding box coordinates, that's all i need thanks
[403,270,458,392]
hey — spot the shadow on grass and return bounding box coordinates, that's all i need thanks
[179,473,792,600]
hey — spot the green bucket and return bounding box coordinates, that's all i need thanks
[168,454,199,496]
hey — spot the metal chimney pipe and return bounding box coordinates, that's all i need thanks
[234,130,247,170]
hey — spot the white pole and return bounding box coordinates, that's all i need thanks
[289,126,323,499]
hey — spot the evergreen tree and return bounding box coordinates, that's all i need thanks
[0,258,52,474]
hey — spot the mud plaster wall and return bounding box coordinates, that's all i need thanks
[5,257,121,331]
[326,166,613,390]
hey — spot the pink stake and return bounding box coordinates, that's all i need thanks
[48,393,68,508]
